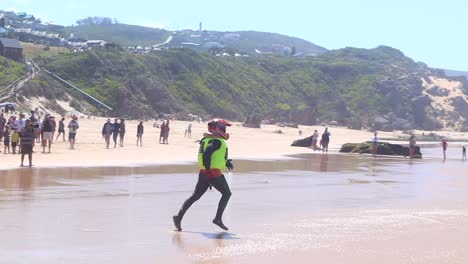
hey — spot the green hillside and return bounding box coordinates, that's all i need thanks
[0,57,27,88]
[31,45,449,130]
[227,31,327,55]
[62,24,171,47]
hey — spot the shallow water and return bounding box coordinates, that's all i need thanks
[1,150,468,263]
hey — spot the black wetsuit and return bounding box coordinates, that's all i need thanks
[177,138,232,221]
[112,122,120,144]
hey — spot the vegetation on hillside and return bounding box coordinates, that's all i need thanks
[227,31,327,55]
[62,24,171,47]
[0,57,27,89]
[22,42,71,60]
[31,45,451,131]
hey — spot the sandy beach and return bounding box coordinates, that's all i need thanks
[0,117,404,168]
[1,118,468,263]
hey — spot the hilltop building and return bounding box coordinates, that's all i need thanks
[86,40,107,48]
[0,37,23,61]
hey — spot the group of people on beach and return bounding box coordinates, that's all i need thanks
[0,110,80,166]
[101,118,126,149]
[370,131,466,160]
[310,127,331,153]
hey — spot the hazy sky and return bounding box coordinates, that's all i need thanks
[2,0,467,70]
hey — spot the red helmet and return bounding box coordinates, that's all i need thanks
[208,118,232,139]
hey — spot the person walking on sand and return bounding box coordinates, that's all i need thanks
[112,119,120,148]
[3,125,10,154]
[119,119,126,147]
[56,117,66,141]
[136,121,144,147]
[441,138,448,159]
[11,129,19,154]
[463,146,467,160]
[409,135,416,159]
[159,120,166,144]
[311,130,319,151]
[321,128,331,153]
[185,123,192,138]
[371,132,379,158]
[102,119,113,149]
[50,116,57,143]
[163,120,170,144]
[20,120,34,167]
[41,115,54,153]
[68,116,79,149]
[173,119,234,232]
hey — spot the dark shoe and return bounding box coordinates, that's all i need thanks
[212,219,228,231]
[173,215,182,232]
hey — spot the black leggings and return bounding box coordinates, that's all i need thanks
[178,172,232,220]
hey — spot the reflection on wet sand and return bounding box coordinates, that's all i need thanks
[0,153,396,192]
[1,150,468,263]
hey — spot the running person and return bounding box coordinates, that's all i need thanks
[173,119,234,231]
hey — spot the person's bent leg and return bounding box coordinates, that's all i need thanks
[174,173,210,231]
[210,175,232,230]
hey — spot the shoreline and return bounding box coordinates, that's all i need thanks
[0,117,461,171]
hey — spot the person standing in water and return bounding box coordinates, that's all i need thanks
[463,146,466,160]
[173,119,234,231]
[441,138,448,159]
[409,135,416,159]
[321,128,331,153]
[311,130,319,151]
[371,132,379,158]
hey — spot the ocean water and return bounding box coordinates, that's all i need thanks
[0,149,467,263]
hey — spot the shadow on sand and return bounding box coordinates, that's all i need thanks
[181,231,240,240]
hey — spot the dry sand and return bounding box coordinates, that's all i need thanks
[0,117,405,168]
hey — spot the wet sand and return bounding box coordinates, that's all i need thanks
[1,150,468,263]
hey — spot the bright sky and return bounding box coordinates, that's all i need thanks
[2,0,467,70]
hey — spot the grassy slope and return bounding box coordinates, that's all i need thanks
[34,46,425,124]
[228,31,327,55]
[62,24,171,47]
[22,42,71,60]
[0,57,26,89]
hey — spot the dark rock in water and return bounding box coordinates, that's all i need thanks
[243,114,262,128]
[291,136,312,147]
[339,142,422,159]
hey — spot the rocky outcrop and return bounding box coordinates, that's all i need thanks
[291,136,312,147]
[339,142,422,159]
[371,113,412,131]
[243,114,262,128]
